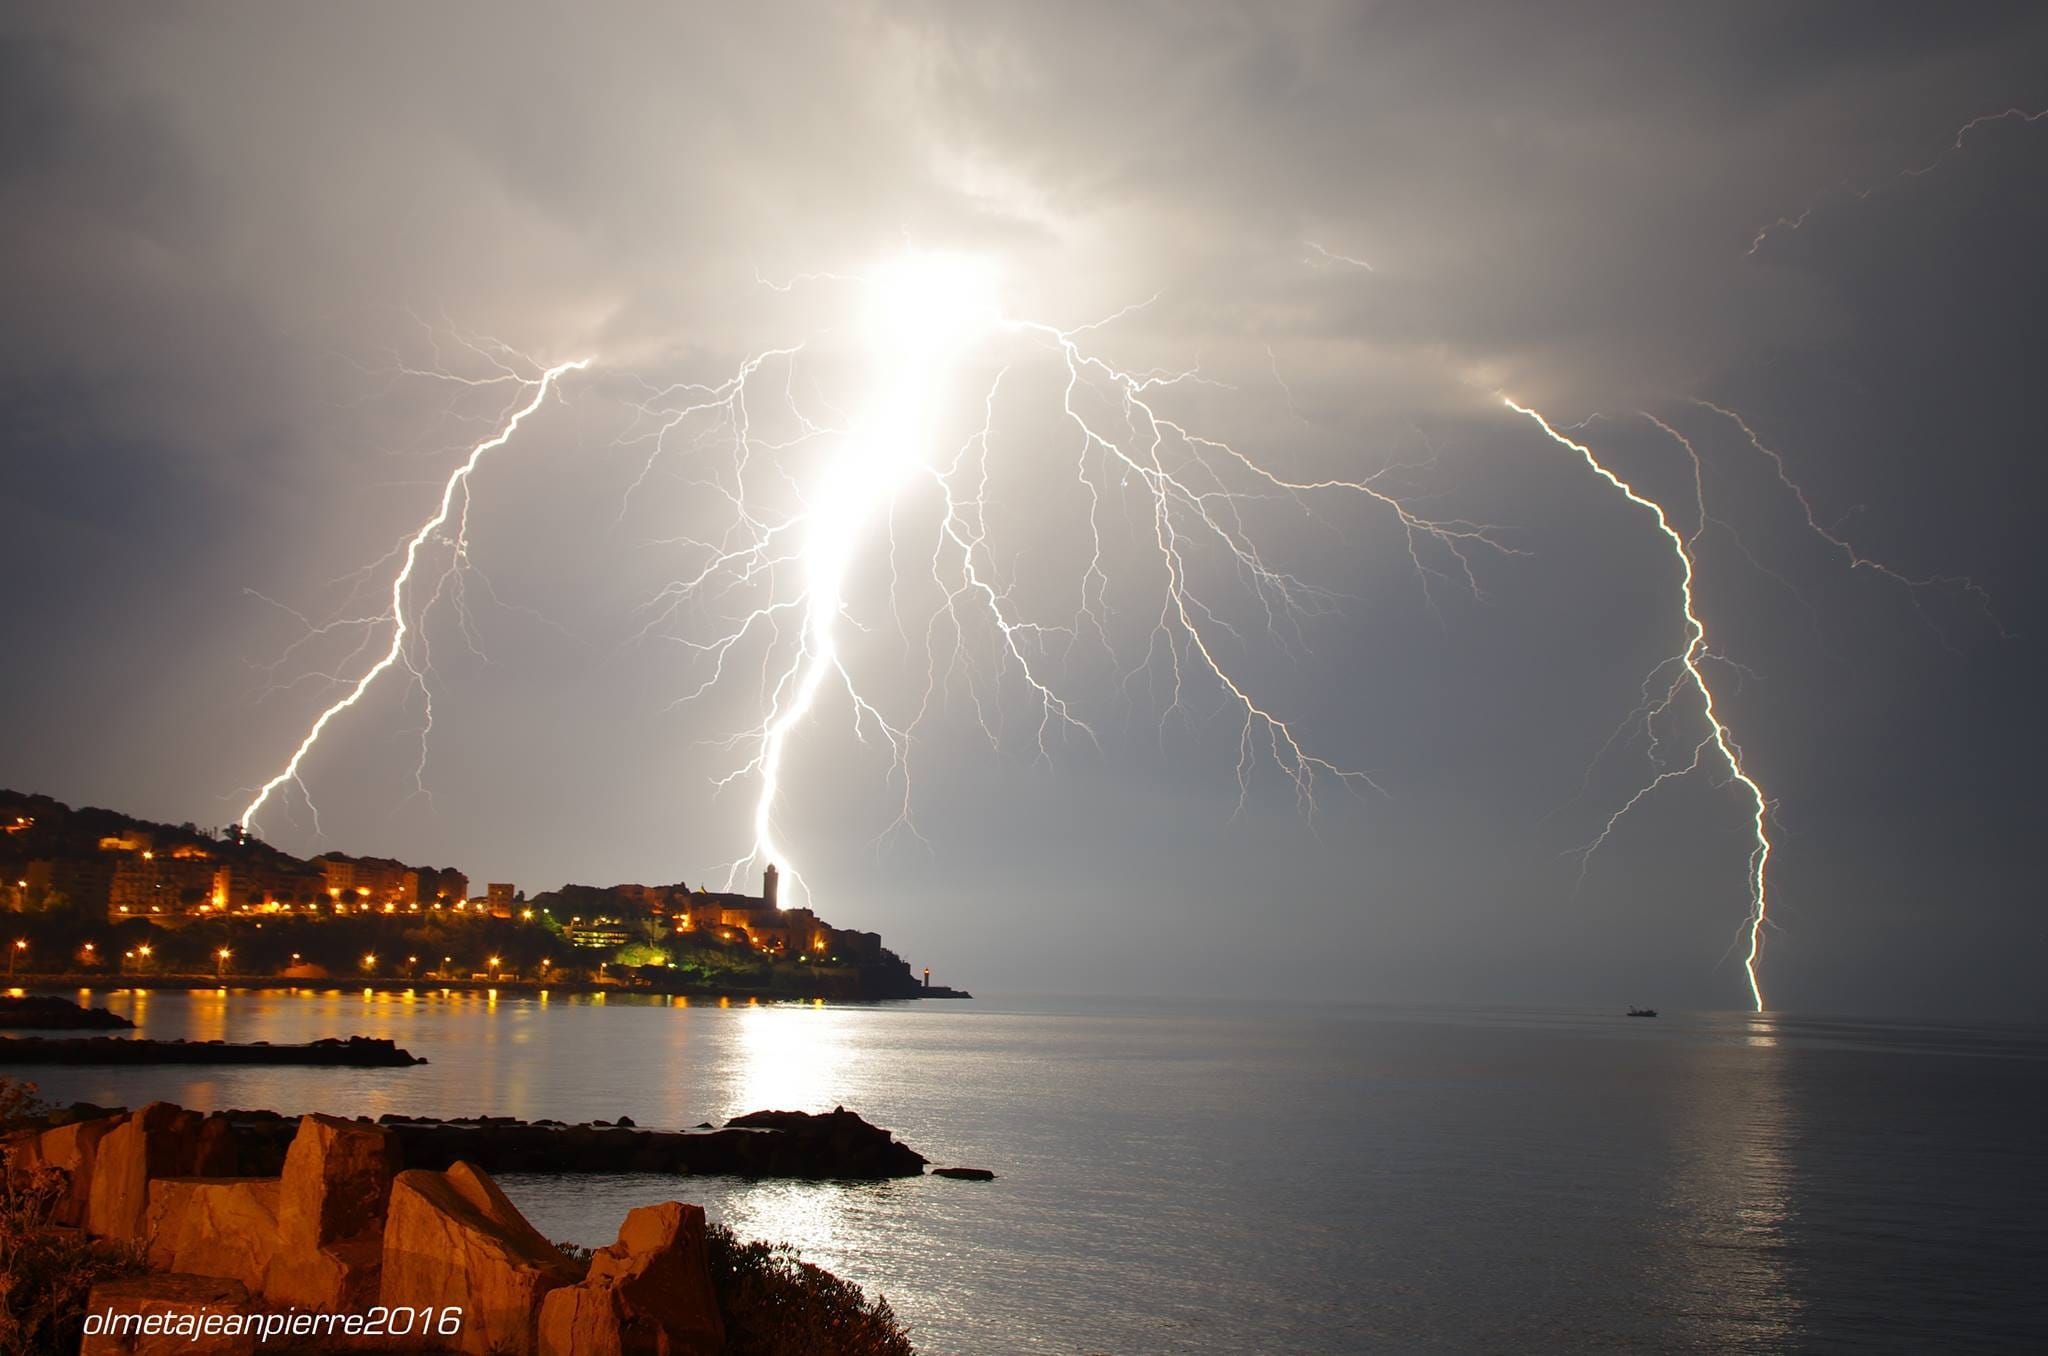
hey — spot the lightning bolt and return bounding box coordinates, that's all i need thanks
[239,356,591,834]
[629,251,1506,911]
[227,251,1988,1014]
[1690,400,2008,639]
[1506,398,1776,1011]
[1748,105,2047,254]
[1303,240,1376,272]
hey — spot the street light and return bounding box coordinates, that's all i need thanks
[8,939,24,978]
[487,955,502,979]
[361,952,377,974]
[215,946,232,978]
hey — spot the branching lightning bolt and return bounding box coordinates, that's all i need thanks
[625,253,1509,911]
[1506,399,1776,1011]
[239,356,591,834]
[1691,400,2008,638]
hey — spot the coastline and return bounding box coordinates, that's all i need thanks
[7,973,973,1003]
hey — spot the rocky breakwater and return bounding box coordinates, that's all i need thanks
[0,993,136,1029]
[373,1106,928,1180]
[0,1034,425,1065]
[6,1103,727,1354]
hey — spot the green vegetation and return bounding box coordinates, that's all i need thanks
[706,1223,917,1356]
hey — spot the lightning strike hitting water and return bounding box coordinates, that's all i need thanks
[1506,398,1776,1011]
[239,356,591,834]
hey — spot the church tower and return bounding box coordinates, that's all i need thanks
[763,863,780,910]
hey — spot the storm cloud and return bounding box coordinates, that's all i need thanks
[4,3,2045,1015]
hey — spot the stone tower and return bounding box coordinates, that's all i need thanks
[763,863,780,910]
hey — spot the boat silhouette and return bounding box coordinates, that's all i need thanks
[1625,1007,1658,1018]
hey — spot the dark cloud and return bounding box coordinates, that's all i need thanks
[2,2,2044,1015]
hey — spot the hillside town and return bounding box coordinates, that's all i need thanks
[0,789,957,999]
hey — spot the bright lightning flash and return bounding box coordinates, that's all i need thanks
[626,250,1505,913]
[1506,399,1775,1011]
[239,356,591,833]
[724,252,1002,907]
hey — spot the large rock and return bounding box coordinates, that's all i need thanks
[144,1178,281,1293]
[8,1110,124,1226]
[264,1113,399,1312]
[538,1202,724,1356]
[381,1160,583,1356]
[87,1104,238,1242]
[79,1273,257,1355]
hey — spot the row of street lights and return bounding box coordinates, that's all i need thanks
[6,939,533,981]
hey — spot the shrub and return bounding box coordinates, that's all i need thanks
[0,1152,145,1356]
[0,1078,48,1133]
[706,1222,916,1356]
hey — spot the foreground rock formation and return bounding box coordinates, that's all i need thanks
[10,1103,727,1354]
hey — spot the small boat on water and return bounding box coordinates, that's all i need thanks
[1626,1007,1658,1018]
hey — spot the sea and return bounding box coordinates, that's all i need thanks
[9,989,2046,1354]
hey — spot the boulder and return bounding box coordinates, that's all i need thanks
[538,1202,724,1356]
[932,1166,996,1181]
[381,1160,583,1355]
[79,1273,257,1355]
[87,1104,238,1242]
[264,1113,399,1312]
[144,1178,281,1293]
[277,1113,399,1251]
[264,1234,383,1316]
[9,1110,124,1226]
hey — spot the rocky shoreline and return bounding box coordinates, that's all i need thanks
[3,1099,967,1352]
[0,1034,426,1066]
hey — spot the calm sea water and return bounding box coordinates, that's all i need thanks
[9,989,2045,1354]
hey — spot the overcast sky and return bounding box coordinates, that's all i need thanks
[3,3,2044,1016]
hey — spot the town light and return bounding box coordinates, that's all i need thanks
[215,947,232,977]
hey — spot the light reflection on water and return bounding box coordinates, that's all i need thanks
[8,992,2044,1354]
